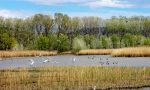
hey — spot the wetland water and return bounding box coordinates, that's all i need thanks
[0,55,150,90]
[0,55,150,69]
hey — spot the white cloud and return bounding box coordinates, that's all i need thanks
[85,0,134,8]
[26,0,134,8]
[0,9,150,19]
[27,0,89,5]
[0,9,30,18]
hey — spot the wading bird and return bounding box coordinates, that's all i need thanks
[53,61,59,64]
[99,61,104,65]
[106,58,109,60]
[106,61,110,65]
[43,59,49,63]
[72,58,76,63]
[92,56,95,60]
[29,59,34,65]
[100,58,102,60]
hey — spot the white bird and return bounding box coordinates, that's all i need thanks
[43,59,49,63]
[72,58,76,63]
[53,61,59,64]
[29,59,34,65]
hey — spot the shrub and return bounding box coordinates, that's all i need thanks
[100,36,112,49]
[122,33,136,47]
[72,36,87,52]
[56,34,69,52]
[36,35,49,50]
[144,38,150,45]
[111,34,120,48]
[48,34,58,50]
[0,33,17,50]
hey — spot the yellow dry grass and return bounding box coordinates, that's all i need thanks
[77,49,113,55]
[0,50,57,58]
[111,47,150,57]
[0,67,150,90]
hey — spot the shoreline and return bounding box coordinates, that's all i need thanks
[0,47,150,58]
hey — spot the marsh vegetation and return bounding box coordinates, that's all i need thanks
[0,67,150,90]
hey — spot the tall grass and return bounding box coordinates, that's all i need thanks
[77,49,113,55]
[0,51,57,58]
[0,67,150,90]
[111,47,150,57]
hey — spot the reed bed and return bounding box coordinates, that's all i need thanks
[77,49,113,55]
[111,47,150,57]
[0,51,57,58]
[0,67,150,90]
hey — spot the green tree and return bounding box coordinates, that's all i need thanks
[48,34,58,50]
[111,34,120,48]
[0,33,17,50]
[144,38,150,45]
[56,34,69,52]
[36,35,49,50]
[72,35,87,52]
[100,36,112,49]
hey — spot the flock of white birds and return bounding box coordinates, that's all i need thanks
[29,57,76,65]
[0,55,118,66]
[28,55,118,66]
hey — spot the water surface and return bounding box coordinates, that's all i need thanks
[0,55,150,69]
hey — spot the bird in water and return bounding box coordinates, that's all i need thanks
[106,61,110,65]
[43,59,49,63]
[100,58,102,60]
[53,61,59,64]
[72,58,76,63]
[106,58,109,60]
[92,56,95,60]
[29,59,34,65]
[43,57,51,63]
[99,61,104,66]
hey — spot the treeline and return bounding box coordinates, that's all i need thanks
[0,13,150,51]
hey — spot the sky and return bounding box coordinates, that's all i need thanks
[0,0,150,18]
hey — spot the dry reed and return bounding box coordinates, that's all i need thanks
[111,47,150,57]
[77,49,113,55]
[0,50,57,58]
[0,67,150,90]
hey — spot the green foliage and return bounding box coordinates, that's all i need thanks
[1,14,150,51]
[100,36,112,49]
[84,35,91,48]
[36,35,49,50]
[122,34,135,47]
[144,38,150,45]
[0,33,17,50]
[48,34,58,50]
[91,38,101,49]
[72,36,87,52]
[56,34,69,52]
[111,34,120,48]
